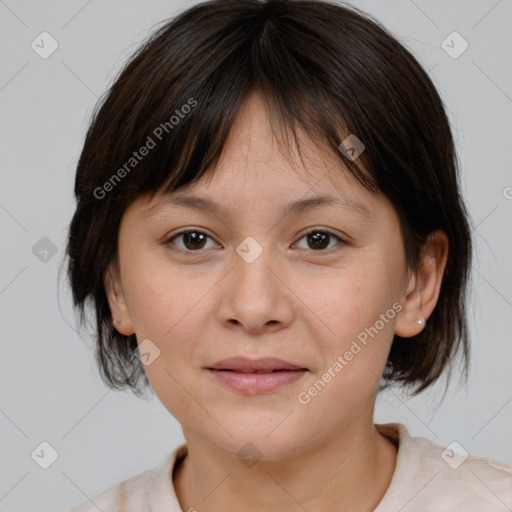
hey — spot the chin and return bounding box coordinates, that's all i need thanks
[203,420,310,463]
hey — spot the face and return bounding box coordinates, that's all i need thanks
[106,93,422,460]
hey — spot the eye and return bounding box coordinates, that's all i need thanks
[165,229,218,252]
[294,229,346,252]
[164,228,346,254]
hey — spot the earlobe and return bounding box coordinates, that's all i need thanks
[394,230,449,338]
[104,263,135,336]
[394,287,426,337]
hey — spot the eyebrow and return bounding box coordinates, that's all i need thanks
[146,192,372,220]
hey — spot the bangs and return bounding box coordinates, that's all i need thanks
[82,1,385,213]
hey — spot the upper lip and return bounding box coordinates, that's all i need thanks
[207,357,307,372]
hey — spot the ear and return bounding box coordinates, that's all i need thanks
[394,230,449,337]
[104,261,135,336]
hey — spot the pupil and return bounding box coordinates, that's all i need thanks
[308,232,329,250]
[185,232,206,250]
[182,232,330,251]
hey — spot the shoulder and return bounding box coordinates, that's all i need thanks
[415,433,512,508]
[376,423,512,512]
[67,466,154,512]
[67,447,181,512]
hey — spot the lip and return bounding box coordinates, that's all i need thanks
[207,356,306,372]
[206,357,308,394]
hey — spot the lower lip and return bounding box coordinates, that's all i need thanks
[206,369,307,394]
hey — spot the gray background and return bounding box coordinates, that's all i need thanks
[0,0,511,510]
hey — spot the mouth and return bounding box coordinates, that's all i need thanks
[209,369,300,373]
[206,357,308,394]
[207,356,308,372]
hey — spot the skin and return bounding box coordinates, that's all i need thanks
[105,92,449,512]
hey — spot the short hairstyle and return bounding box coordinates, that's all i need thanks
[65,0,473,399]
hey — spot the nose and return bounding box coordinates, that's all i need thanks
[216,239,295,334]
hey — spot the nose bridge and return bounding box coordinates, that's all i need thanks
[218,234,292,331]
[232,235,277,300]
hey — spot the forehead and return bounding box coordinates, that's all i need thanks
[212,92,373,192]
[143,92,384,220]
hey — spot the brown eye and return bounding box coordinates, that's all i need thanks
[295,230,345,252]
[166,230,216,252]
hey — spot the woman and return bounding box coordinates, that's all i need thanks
[66,1,512,510]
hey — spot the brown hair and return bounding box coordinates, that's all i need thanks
[65,0,473,398]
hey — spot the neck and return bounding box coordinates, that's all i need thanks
[173,417,398,512]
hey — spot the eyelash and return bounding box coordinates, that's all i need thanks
[164,228,346,255]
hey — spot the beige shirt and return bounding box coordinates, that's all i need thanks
[68,423,512,511]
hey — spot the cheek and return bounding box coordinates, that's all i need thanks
[121,254,217,377]
[294,264,400,416]
[297,264,397,349]
[121,247,201,339]
[124,264,206,420]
